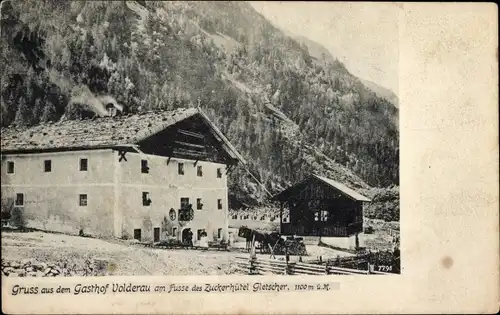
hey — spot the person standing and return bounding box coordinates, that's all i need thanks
[187,229,193,247]
[228,232,234,248]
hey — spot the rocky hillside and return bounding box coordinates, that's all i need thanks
[0,1,399,213]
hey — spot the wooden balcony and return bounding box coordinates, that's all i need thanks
[281,222,362,237]
[178,208,194,222]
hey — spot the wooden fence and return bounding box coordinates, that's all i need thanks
[235,256,392,276]
[306,254,369,267]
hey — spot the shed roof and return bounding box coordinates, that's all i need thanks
[272,174,371,202]
[1,107,246,164]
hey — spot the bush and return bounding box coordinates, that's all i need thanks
[364,226,374,234]
[1,198,14,223]
[1,209,12,221]
[10,207,26,229]
[156,238,183,247]
[364,200,399,222]
[367,248,400,274]
[273,238,307,256]
[121,231,131,240]
[79,229,92,238]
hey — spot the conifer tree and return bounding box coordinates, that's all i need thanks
[14,97,31,126]
[41,100,57,123]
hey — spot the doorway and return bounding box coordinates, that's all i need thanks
[182,228,193,246]
[153,227,160,242]
[134,229,141,241]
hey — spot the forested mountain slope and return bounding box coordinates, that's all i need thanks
[286,33,400,107]
[359,78,399,108]
[0,1,399,214]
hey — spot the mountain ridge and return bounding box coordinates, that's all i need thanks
[359,77,399,107]
[283,30,399,108]
[0,1,399,217]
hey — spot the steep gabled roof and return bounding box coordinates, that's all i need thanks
[312,174,371,202]
[1,107,246,164]
[272,173,371,202]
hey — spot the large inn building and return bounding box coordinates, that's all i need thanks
[1,108,245,244]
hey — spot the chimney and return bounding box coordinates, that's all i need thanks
[106,103,117,117]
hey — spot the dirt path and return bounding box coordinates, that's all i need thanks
[1,231,241,276]
[1,231,363,276]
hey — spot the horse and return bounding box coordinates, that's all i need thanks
[252,230,267,253]
[238,226,268,253]
[238,226,254,251]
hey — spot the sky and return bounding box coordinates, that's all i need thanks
[249,2,399,96]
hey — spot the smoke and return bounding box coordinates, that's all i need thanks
[64,85,124,119]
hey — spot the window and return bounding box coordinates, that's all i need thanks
[142,192,151,206]
[44,160,52,172]
[141,159,149,174]
[172,227,177,237]
[217,228,222,239]
[196,165,203,177]
[79,194,87,207]
[7,161,14,174]
[178,163,184,175]
[320,210,329,222]
[217,199,223,210]
[15,193,24,206]
[197,229,205,241]
[169,208,177,221]
[180,197,190,209]
[80,158,88,171]
[134,229,141,241]
[313,211,329,222]
[217,168,222,178]
[196,198,203,210]
[153,227,160,242]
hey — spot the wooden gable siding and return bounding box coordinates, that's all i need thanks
[137,114,237,165]
[276,175,365,237]
[278,176,350,203]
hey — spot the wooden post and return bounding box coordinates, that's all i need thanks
[269,238,280,259]
[279,202,283,234]
[250,234,256,259]
[284,247,289,275]
[250,256,255,275]
[268,244,275,259]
